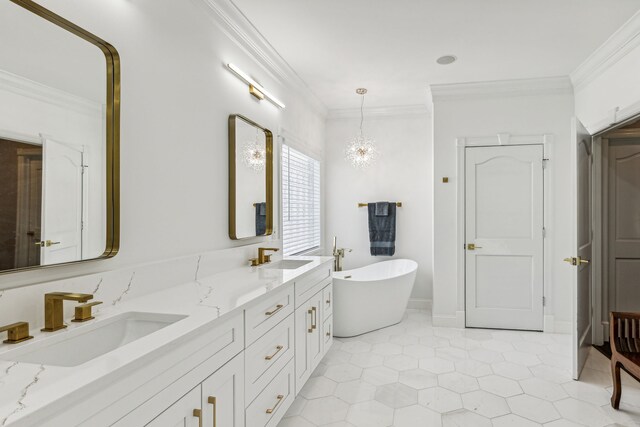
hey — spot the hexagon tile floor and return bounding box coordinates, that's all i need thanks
[277,309,640,427]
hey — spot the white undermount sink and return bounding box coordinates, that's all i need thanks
[262,259,313,270]
[0,312,186,367]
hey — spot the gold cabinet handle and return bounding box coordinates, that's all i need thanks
[193,408,203,427]
[265,394,284,414]
[207,396,216,427]
[307,308,313,333]
[326,326,331,337]
[265,345,284,361]
[312,307,317,330]
[265,304,284,317]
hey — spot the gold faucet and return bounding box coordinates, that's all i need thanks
[258,247,279,264]
[42,292,94,332]
[0,321,33,344]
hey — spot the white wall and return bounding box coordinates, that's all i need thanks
[431,79,574,331]
[0,0,326,290]
[325,110,433,303]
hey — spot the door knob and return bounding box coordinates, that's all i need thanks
[35,240,60,247]
[466,243,482,250]
[563,257,590,266]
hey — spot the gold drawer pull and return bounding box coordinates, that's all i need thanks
[326,298,331,305]
[307,308,314,333]
[193,408,203,427]
[208,396,217,427]
[265,345,284,361]
[266,394,284,414]
[265,304,284,317]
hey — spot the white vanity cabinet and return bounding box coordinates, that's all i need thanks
[11,258,334,427]
[145,386,201,427]
[293,266,333,394]
[201,353,245,427]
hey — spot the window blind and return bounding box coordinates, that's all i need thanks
[282,144,321,256]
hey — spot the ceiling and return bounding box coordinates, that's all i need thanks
[231,0,640,110]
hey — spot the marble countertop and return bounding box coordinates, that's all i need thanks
[0,256,333,426]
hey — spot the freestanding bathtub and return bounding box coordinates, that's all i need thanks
[332,259,417,337]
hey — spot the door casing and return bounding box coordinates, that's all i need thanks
[456,134,553,331]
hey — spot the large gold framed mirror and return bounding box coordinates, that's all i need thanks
[229,115,273,240]
[0,0,120,274]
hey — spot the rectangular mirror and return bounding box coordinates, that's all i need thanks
[0,0,120,273]
[229,115,273,240]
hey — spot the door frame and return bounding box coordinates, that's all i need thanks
[593,129,640,345]
[456,134,554,331]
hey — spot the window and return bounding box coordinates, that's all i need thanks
[282,144,321,256]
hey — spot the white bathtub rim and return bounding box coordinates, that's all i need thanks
[333,259,418,282]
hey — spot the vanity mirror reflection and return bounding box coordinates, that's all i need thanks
[228,115,273,240]
[0,1,120,273]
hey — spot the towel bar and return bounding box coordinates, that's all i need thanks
[358,202,402,208]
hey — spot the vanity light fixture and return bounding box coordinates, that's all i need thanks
[227,63,286,109]
[345,88,378,169]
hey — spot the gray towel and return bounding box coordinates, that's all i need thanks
[375,202,388,216]
[368,202,396,256]
[255,202,267,235]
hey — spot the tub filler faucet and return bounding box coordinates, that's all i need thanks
[332,236,352,272]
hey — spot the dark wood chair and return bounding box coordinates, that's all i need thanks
[610,312,640,409]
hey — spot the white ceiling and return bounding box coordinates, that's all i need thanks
[231,0,640,110]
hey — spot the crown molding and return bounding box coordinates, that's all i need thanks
[198,0,328,117]
[0,69,102,116]
[327,104,430,120]
[571,10,640,91]
[430,76,573,102]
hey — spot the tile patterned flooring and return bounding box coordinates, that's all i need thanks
[277,309,640,427]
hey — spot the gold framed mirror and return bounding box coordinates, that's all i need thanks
[0,0,120,274]
[229,115,273,240]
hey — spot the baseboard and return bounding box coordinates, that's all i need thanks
[432,311,465,328]
[543,315,571,334]
[407,298,432,310]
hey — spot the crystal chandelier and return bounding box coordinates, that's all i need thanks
[345,88,378,169]
[242,128,266,172]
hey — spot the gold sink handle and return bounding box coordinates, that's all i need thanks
[72,301,103,322]
[0,321,33,344]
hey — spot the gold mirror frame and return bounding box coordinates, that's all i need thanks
[228,114,273,240]
[3,0,120,274]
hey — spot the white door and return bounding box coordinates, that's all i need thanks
[570,118,593,380]
[201,353,245,427]
[465,145,544,331]
[145,386,201,427]
[41,138,84,265]
[608,141,640,314]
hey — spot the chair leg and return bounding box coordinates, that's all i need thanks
[611,359,622,409]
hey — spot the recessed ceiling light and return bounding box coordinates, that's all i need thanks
[436,55,457,65]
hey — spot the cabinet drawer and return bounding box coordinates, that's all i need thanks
[246,359,295,427]
[245,314,294,404]
[323,315,333,348]
[322,283,333,320]
[245,285,294,345]
[295,266,331,307]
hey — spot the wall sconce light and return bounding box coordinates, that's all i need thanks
[227,63,286,109]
